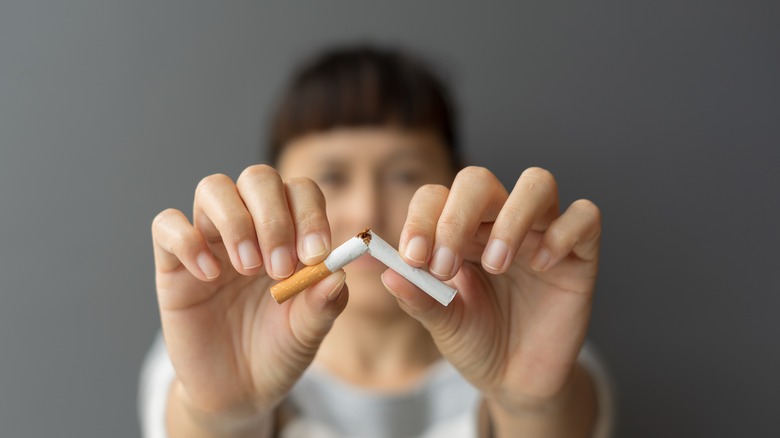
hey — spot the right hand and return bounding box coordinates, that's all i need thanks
[151,165,348,428]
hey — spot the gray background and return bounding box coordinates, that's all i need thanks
[1,0,778,436]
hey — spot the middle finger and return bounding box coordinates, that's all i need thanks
[430,166,508,280]
[236,165,297,280]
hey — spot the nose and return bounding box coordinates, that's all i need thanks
[344,174,383,233]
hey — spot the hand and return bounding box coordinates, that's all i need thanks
[151,165,348,430]
[385,166,601,411]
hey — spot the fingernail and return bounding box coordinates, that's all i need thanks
[238,240,262,269]
[271,247,295,278]
[302,234,328,263]
[325,271,346,301]
[404,236,428,264]
[197,252,220,279]
[430,246,456,278]
[483,239,509,272]
[531,248,552,272]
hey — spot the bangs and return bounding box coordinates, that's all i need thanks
[269,46,457,164]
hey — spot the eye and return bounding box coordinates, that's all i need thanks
[318,171,348,187]
[388,170,422,185]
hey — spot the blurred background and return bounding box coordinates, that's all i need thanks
[1,0,778,436]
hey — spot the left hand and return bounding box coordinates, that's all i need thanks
[382,166,601,410]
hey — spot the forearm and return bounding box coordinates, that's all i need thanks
[481,363,597,438]
[166,379,275,438]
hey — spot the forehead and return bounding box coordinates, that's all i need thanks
[277,128,448,173]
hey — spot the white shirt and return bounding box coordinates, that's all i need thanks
[139,334,615,437]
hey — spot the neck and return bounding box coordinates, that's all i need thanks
[314,301,441,390]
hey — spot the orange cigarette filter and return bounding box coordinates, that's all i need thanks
[270,263,331,303]
[269,230,370,304]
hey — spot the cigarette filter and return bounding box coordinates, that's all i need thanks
[270,236,368,303]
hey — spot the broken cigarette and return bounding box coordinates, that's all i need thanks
[270,229,457,306]
[270,235,368,303]
[366,232,457,306]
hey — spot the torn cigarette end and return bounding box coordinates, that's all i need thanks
[270,262,331,304]
[357,227,372,245]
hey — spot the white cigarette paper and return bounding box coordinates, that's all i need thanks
[323,236,369,271]
[367,232,457,306]
[270,229,457,306]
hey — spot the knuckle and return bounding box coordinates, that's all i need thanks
[405,215,437,231]
[416,183,449,199]
[518,167,557,197]
[152,208,178,230]
[457,165,493,182]
[410,184,449,211]
[175,233,202,257]
[286,177,326,204]
[238,164,278,182]
[164,224,198,254]
[202,205,253,241]
[438,211,468,228]
[545,225,571,249]
[436,215,468,241]
[572,199,602,241]
[497,204,528,224]
[257,213,289,229]
[295,209,328,231]
[521,167,556,187]
[573,199,601,221]
[196,173,232,194]
[286,176,318,190]
[222,212,254,241]
[151,209,188,243]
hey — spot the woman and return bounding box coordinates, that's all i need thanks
[140,45,614,437]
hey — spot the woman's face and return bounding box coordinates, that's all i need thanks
[277,127,455,316]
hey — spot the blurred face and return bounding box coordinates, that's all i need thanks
[278,127,455,316]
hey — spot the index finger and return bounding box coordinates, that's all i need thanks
[481,167,560,274]
[427,166,508,280]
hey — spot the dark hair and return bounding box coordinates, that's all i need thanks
[268,45,460,168]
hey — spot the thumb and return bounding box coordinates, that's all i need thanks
[286,270,349,352]
[380,269,458,340]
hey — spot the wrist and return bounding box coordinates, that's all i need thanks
[167,379,275,438]
[481,364,597,438]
